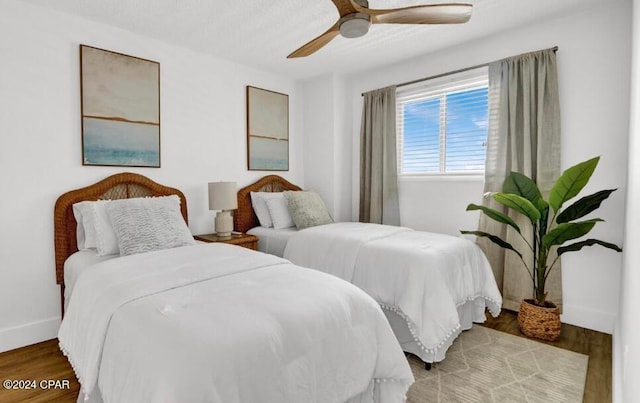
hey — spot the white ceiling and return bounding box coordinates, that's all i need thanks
[23,0,604,80]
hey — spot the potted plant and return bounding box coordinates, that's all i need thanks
[461,156,622,341]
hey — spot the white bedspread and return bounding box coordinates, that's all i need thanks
[59,243,413,403]
[247,226,298,257]
[284,222,502,362]
[63,250,116,311]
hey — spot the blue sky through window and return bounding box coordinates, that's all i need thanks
[403,97,440,172]
[401,86,488,174]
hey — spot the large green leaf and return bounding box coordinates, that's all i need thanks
[502,171,547,212]
[556,189,616,223]
[466,204,521,233]
[549,157,600,212]
[493,193,541,223]
[557,238,623,256]
[460,230,523,259]
[541,219,602,248]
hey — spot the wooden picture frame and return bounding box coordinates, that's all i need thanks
[80,45,161,167]
[246,86,289,171]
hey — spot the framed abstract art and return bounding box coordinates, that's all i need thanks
[80,45,160,167]
[246,86,289,171]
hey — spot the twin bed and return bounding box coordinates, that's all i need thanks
[236,175,502,365]
[54,173,413,403]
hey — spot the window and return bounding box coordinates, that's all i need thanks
[396,67,489,175]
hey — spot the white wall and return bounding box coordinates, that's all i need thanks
[335,1,631,333]
[333,74,353,223]
[398,177,484,236]
[0,0,304,352]
[615,0,640,400]
[301,75,336,215]
[300,73,352,221]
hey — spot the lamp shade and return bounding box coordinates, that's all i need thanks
[208,182,237,211]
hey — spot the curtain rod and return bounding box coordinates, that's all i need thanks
[361,45,558,96]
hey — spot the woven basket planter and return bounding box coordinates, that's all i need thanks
[517,299,561,341]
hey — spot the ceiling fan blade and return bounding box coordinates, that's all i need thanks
[287,23,340,58]
[331,0,358,17]
[350,2,472,24]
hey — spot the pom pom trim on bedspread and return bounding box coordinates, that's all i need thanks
[380,295,501,363]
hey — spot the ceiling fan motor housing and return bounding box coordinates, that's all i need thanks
[339,13,371,38]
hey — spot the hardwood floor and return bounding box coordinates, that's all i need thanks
[0,340,79,402]
[0,309,611,402]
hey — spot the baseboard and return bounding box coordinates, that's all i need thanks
[0,317,61,353]
[613,317,622,403]
[561,305,615,334]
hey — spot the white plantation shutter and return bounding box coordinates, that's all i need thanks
[396,67,489,175]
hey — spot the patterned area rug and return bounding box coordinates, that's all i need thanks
[406,325,588,402]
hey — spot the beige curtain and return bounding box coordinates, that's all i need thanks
[359,86,400,225]
[478,48,562,311]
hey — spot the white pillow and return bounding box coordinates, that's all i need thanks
[265,196,295,229]
[250,192,274,228]
[91,200,120,256]
[107,195,195,256]
[72,201,97,250]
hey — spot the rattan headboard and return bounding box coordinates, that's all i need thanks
[53,172,188,286]
[234,175,301,233]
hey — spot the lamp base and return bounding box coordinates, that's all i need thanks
[215,210,233,237]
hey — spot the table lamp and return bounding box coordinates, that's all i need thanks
[208,181,237,237]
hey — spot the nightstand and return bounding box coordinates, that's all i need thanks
[194,233,258,251]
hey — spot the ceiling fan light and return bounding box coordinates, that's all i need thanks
[339,15,371,38]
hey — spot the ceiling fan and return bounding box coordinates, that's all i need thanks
[287,0,473,58]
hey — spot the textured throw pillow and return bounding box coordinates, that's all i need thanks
[265,195,295,229]
[106,195,195,256]
[284,191,333,230]
[250,192,274,228]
